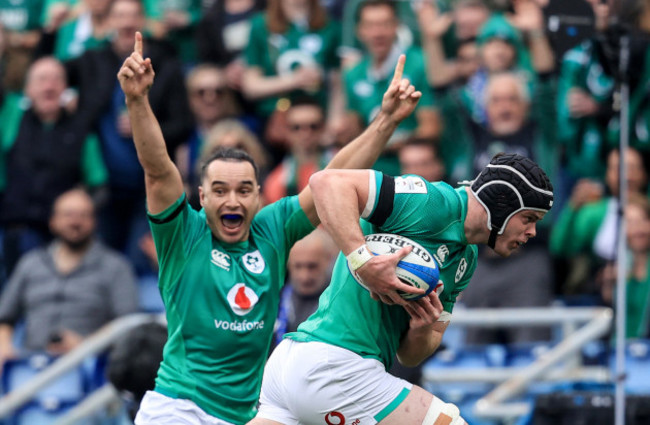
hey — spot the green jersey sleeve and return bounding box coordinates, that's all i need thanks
[147,195,209,292]
[244,14,267,69]
[252,195,315,259]
[362,171,477,313]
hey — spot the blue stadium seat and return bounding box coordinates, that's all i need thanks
[424,346,504,408]
[2,354,89,425]
[609,339,650,394]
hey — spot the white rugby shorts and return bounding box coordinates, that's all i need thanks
[257,339,412,425]
[135,390,236,425]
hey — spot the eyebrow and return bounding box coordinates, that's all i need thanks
[525,213,543,221]
[211,180,255,186]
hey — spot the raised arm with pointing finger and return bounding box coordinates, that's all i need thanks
[118,32,423,220]
[117,32,427,424]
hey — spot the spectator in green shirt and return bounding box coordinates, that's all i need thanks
[599,193,650,339]
[242,0,343,156]
[550,147,649,295]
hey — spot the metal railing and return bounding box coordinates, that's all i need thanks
[0,313,164,420]
[422,306,613,421]
[1,307,613,424]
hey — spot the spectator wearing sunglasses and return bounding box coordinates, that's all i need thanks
[177,64,243,194]
[263,96,331,203]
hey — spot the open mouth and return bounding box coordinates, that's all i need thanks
[221,214,244,230]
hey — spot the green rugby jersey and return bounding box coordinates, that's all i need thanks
[344,47,434,143]
[0,0,43,31]
[244,13,341,117]
[149,194,314,424]
[289,172,477,369]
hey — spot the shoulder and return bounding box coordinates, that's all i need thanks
[344,57,369,79]
[15,248,48,269]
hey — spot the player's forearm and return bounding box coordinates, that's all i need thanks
[326,111,398,170]
[529,32,555,74]
[422,35,458,87]
[397,325,444,367]
[125,96,177,178]
[309,170,368,255]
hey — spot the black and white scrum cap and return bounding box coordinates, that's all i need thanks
[470,153,554,248]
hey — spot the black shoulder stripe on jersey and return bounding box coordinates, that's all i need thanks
[148,197,187,224]
[368,174,394,227]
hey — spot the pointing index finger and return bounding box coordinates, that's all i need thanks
[391,54,405,84]
[134,31,143,56]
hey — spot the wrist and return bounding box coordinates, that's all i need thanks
[373,111,399,133]
[346,244,374,271]
[526,28,546,40]
[125,94,148,106]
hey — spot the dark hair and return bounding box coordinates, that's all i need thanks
[401,136,440,155]
[107,321,167,419]
[356,0,397,24]
[200,147,260,183]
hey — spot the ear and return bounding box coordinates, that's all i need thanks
[199,185,205,207]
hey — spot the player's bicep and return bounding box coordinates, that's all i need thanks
[302,169,375,226]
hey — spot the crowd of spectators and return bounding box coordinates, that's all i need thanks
[0,0,649,370]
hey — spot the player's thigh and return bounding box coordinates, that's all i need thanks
[379,386,467,425]
[284,341,411,424]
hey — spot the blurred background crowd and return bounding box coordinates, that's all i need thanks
[0,0,649,422]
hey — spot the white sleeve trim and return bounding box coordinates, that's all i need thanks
[361,172,377,219]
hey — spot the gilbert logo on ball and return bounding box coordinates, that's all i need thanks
[349,233,440,301]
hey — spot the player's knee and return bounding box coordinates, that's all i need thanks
[422,397,466,425]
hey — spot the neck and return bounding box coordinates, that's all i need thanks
[113,39,134,58]
[372,52,389,68]
[54,239,92,275]
[293,146,318,163]
[463,187,489,245]
[91,13,110,36]
[37,108,62,124]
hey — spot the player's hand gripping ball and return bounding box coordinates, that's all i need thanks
[349,233,440,300]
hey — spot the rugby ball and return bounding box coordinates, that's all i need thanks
[348,233,440,301]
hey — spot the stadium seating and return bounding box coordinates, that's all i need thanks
[1,354,88,425]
